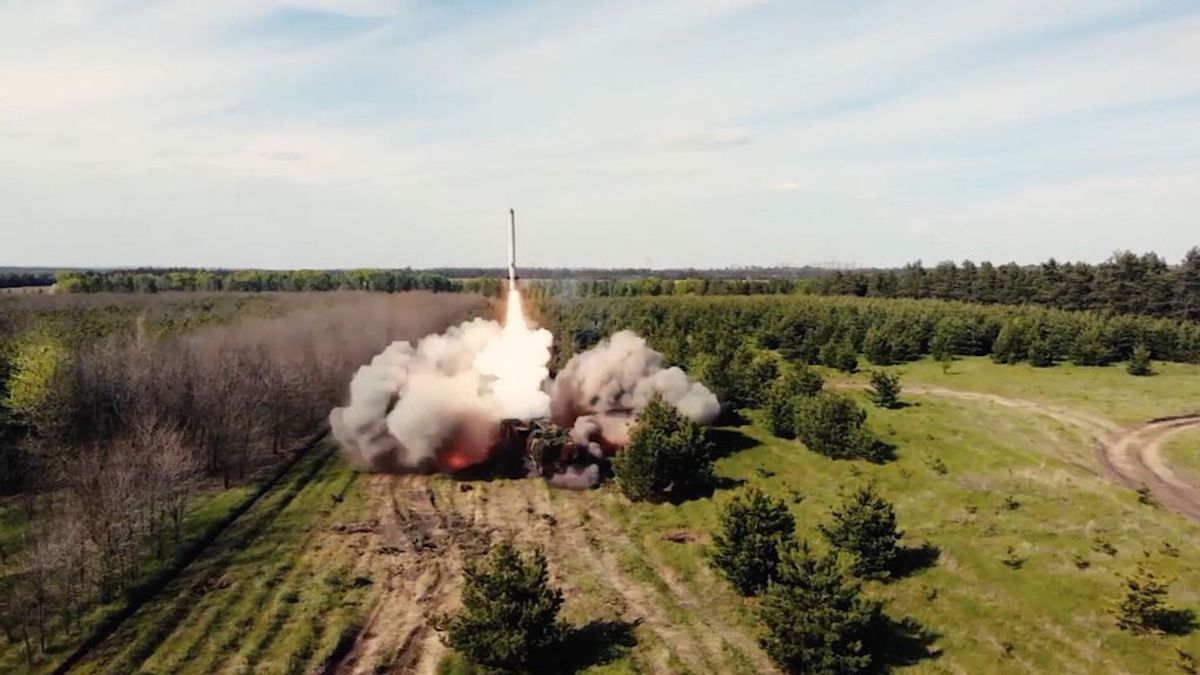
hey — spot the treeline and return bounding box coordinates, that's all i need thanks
[540,295,1200,394]
[0,272,55,289]
[431,265,835,281]
[528,276,805,298]
[55,268,458,294]
[51,268,810,298]
[0,292,482,663]
[815,249,1200,321]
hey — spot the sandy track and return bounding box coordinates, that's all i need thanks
[1100,415,1200,521]
[328,475,484,675]
[890,384,1200,522]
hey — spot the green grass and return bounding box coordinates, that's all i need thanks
[844,356,1200,425]
[577,370,1200,673]
[54,444,375,675]
[1164,428,1200,485]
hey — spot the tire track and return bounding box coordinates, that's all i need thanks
[872,383,1200,523]
[327,475,478,675]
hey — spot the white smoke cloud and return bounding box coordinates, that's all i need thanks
[550,330,721,446]
[330,318,719,478]
[330,316,552,472]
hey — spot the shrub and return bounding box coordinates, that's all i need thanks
[763,367,824,439]
[819,485,902,579]
[613,396,714,501]
[1001,546,1025,570]
[1114,554,1179,634]
[793,393,886,461]
[867,371,901,409]
[439,540,565,671]
[862,326,893,366]
[990,321,1026,364]
[1127,343,1155,376]
[819,337,859,373]
[711,488,797,595]
[1027,335,1054,367]
[758,543,881,674]
[1072,323,1112,366]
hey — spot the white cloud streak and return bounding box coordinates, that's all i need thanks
[0,0,1197,268]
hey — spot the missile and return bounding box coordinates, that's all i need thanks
[508,208,518,286]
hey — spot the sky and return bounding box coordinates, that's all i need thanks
[1,0,1198,270]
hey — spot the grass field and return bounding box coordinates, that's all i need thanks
[9,357,1199,674]
[1165,429,1200,485]
[848,356,1200,425]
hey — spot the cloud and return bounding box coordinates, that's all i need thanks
[647,126,752,152]
[773,180,807,192]
[0,0,1197,268]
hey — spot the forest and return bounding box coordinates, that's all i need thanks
[30,248,1200,326]
[814,248,1200,321]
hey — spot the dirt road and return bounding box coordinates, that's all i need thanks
[898,385,1200,523]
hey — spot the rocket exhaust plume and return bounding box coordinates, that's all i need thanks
[329,209,720,485]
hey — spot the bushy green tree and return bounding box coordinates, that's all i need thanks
[819,485,902,579]
[1114,553,1178,634]
[763,367,825,439]
[793,393,885,461]
[990,321,1025,364]
[3,330,72,445]
[613,397,714,501]
[1026,335,1054,367]
[819,337,859,373]
[1073,323,1113,366]
[862,326,893,366]
[440,540,565,671]
[711,488,797,595]
[759,543,881,674]
[1127,343,1155,376]
[867,371,901,409]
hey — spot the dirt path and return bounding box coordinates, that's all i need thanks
[889,384,1200,523]
[327,474,485,675]
[1100,415,1200,521]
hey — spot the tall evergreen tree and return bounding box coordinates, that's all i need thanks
[759,543,881,674]
[613,396,714,501]
[711,488,797,595]
[440,540,565,671]
[820,484,903,579]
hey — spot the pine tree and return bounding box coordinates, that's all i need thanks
[440,540,565,671]
[820,484,902,579]
[1026,334,1054,367]
[711,488,797,595]
[990,321,1024,364]
[862,326,893,366]
[1127,343,1154,377]
[763,368,824,439]
[1114,553,1177,634]
[1072,322,1112,366]
[793,393,884,461]
[759,543,880,674]
[613,396,714,501]
[867,371,901,409]
[820,337,859,373]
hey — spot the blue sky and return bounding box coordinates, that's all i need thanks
[1,0,1198,269]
